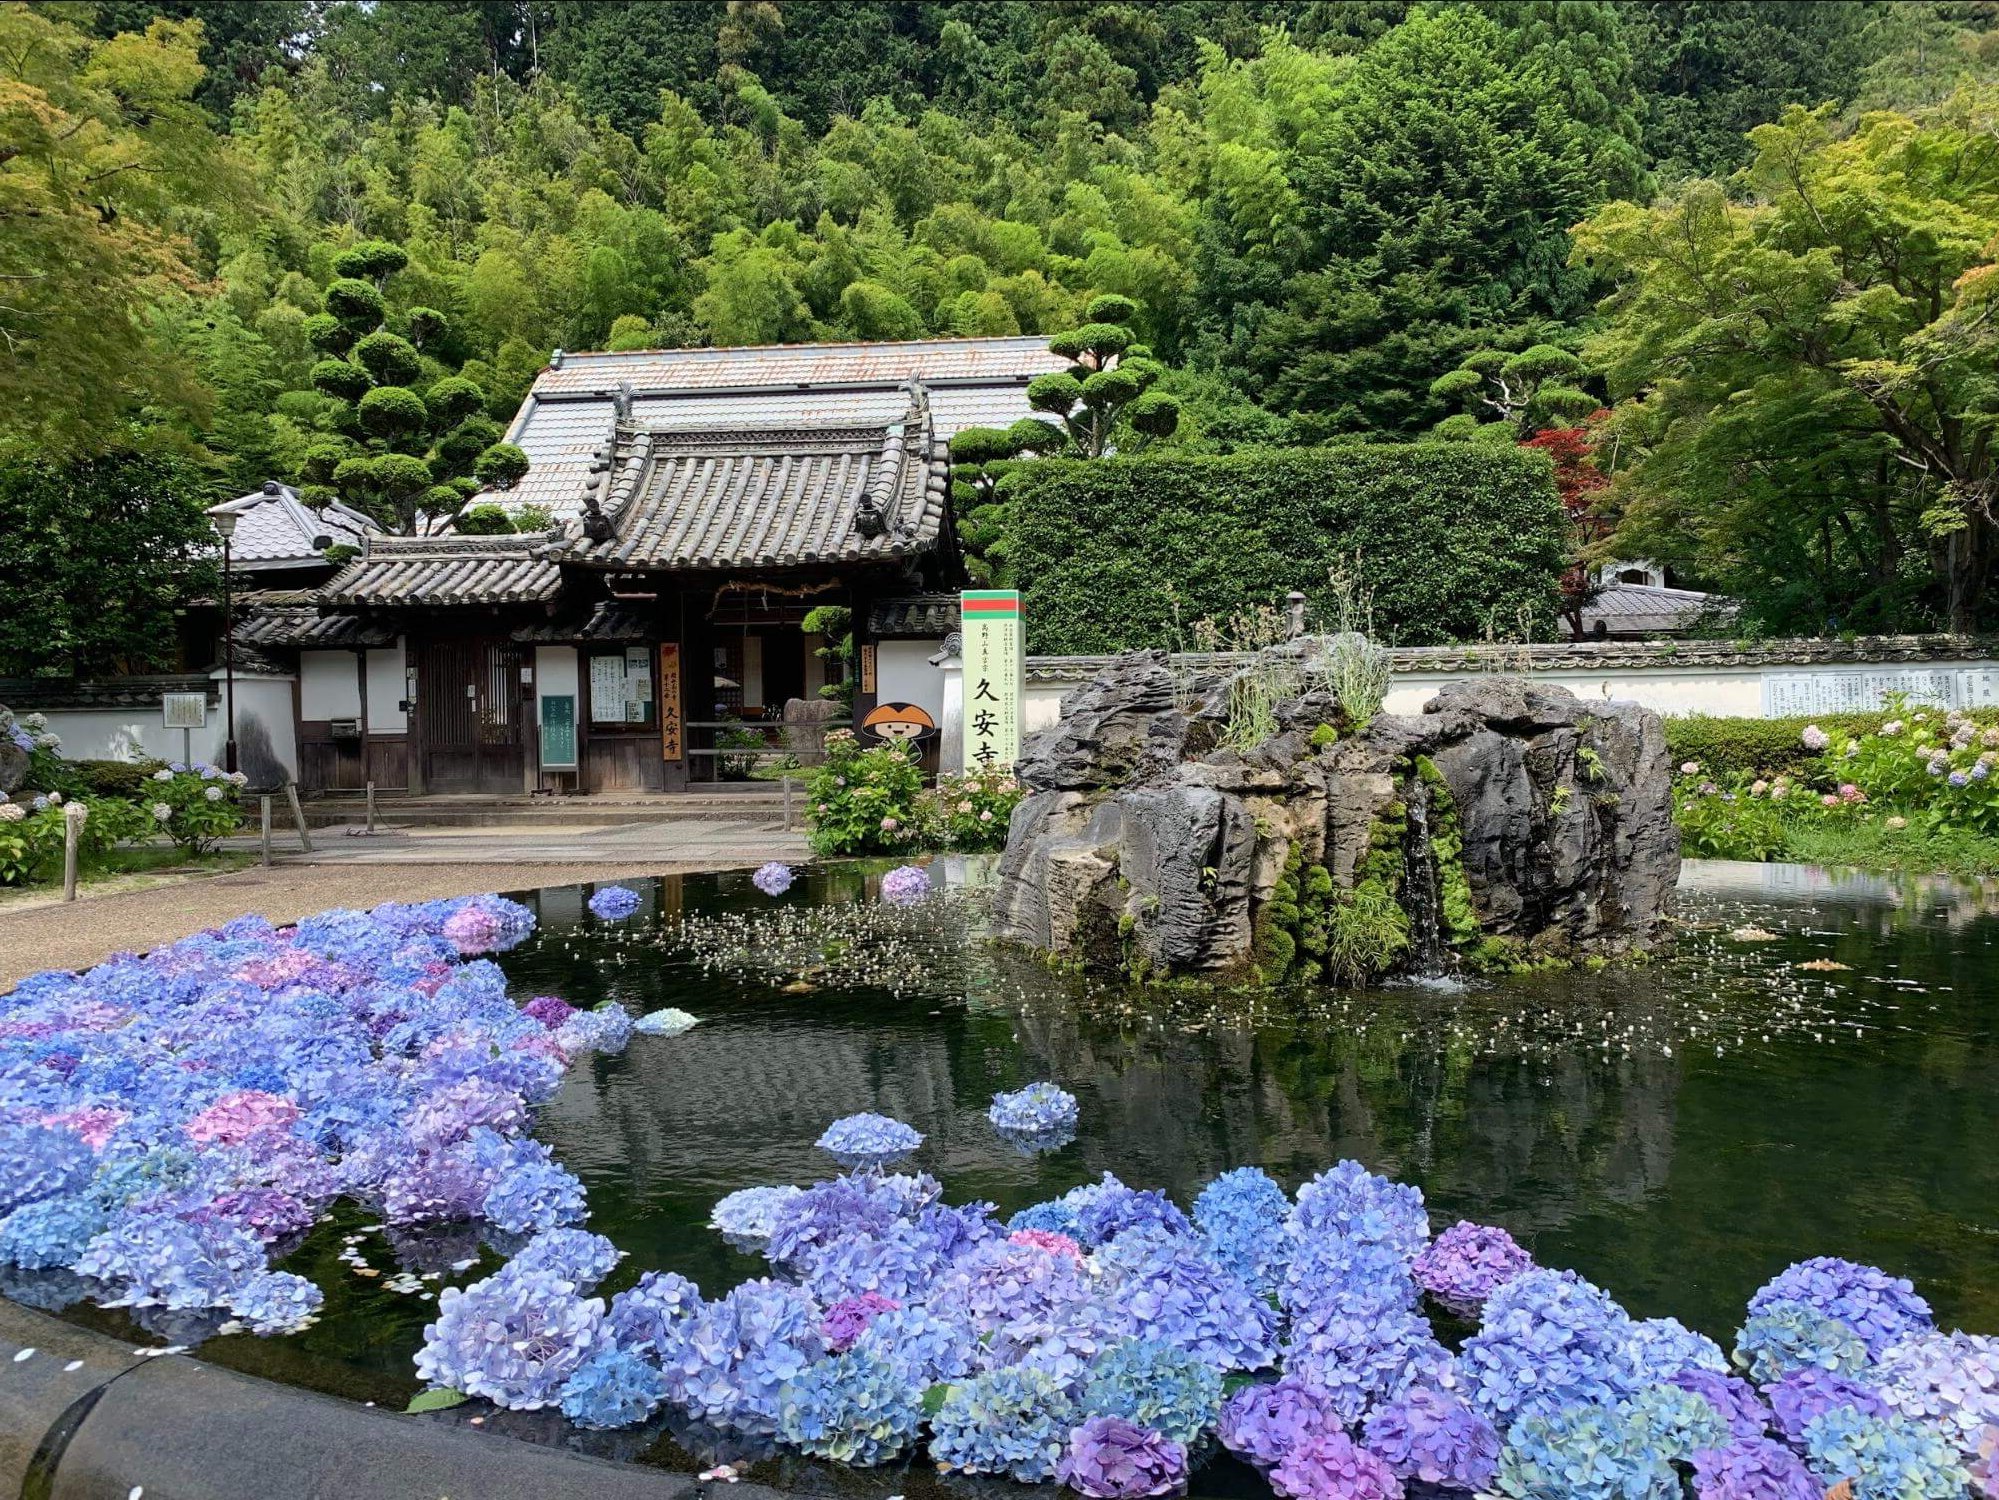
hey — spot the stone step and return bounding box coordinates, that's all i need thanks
[298,792,797,829]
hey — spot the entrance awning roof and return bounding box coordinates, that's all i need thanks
[321,533,564,607]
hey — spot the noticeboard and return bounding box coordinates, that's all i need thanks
[161,692,207,729]
[960,589,1023,771]
[539,694,578,770]
[659,643,684,762]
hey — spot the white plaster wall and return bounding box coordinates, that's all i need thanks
[226,674,298,776]
[877,641,945,723]
[366,644,408,733]
[38,708,220,766]
[1381,668,1766,719]
[299,651,361,720]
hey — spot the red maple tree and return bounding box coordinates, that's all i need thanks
[1521,412,1612,640]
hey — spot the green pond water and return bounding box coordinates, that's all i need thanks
[38,858,1999,1484]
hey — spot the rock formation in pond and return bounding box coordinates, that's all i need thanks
[992,648,1679,984]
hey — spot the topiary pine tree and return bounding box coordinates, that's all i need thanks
[1429,344,1600,439]
[1023,294,1182,458]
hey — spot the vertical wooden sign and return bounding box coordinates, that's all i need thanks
[658,643,684,762]
[960,589,1023,771]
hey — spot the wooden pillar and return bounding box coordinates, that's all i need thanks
[404,633,425,795]
[849,579,879,738]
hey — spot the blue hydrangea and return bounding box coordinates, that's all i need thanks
[928,1237,1094,1343]
[776,1348,925,1465]
[608,1271,704,1361]
[0,1122,93,1214]
[510,1228,620,1288]
[765,1173,937,1268]
[1462,1269,1642,1427]
[558,1346,668,1428]
[798,1221,950,1305]
[1800,1406,1969,1500]
[1748,1259,1934,1358]
[1627,1380,1734,1457]
[482,1160,587,1235]
[74,1212,265,1310]
[414,1264,610,1409]
[1733,1300,1870,1384]
[989,1082,1079,1135]
[227,1270,323,1334]
[556,1004,634,1055]
[850,1302,978,1387]
[1076,1183,1193,1249]
[710,1184,803,1243]
[930,1366,1081,1482]
[1194,1166,1292,1294]
[1628,1316,1730,1379]
[1362,1385,1503,1491]
[1097,1229,1278,1371]
[1080,1337,1224,1446]
[1283,1305,1450,1425]
[0,1194,108,1270]
[660,1278,825,1434]
[585,886,642,921]
[1496,1400,1681,1500]
[1289,1159,1429,1261]
[1283,1233,1420,1325]
[814,1113,923,1166]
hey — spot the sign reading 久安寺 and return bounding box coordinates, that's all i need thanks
[960,589,1022,771]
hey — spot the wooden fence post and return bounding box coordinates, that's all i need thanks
[62,801,86,902]
[260,795,273,867]
[284,783,314,854]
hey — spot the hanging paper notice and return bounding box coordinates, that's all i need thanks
[960,589,1022,772]
[589,654,625,724]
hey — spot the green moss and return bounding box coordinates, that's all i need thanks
[1309,723,1340,749]
[1414,756,1481,948]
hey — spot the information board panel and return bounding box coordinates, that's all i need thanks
[539,694,578,770]
[659,644,684,762]
[960,589,1023,771]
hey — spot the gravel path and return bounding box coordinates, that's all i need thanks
[0,857,760,990]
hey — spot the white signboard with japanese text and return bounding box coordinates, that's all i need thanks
[161,692,208,729]
[1763,667,1999,717]
[960,590,1023,771]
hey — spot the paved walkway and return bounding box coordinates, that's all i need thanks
[0,819,808,989]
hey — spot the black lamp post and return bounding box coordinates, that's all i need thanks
[212,509,239,774]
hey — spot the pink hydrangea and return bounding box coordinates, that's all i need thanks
[1009,1228,1084,1261]
[40,1106,129,1150]
[1271,1432,1405,1500]
[184,1089,302,1147]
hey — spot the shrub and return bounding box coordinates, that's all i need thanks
[1663,714,1895,781]
[310,359,373,402]
[1003,443,1565,653]
[351,331,423,387]
[134,764,246,853]
[475,442,530,490]
[804,732,925,855]
[455,504,516,536]
[331,239,409,282]
[357,384,427,438]
[425,376,487,426]
[323,277,386,328]
[924,766,1025,851]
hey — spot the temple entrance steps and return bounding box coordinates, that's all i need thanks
[298,785,797,830]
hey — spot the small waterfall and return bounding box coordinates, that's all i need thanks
[1401,774,1448,976]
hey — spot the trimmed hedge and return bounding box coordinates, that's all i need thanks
[1001,444,1567,653]
[1662,713,1896,780]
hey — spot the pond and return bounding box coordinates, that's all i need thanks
[29,857,1999,1484]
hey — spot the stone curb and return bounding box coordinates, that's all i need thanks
[0,1299,711,1500]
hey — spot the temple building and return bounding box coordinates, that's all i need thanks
[240,336,1064,795]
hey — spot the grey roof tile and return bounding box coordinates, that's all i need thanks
[207,483,373,571]
[867,594,962,637]
[319,532,563,607]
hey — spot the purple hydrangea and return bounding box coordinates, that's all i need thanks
[586,885,642,921]
[752,862,794,897]
[1747,1258,1933,1357]
[1765,1368,1889,1445]
[1270,1431,1406,1500]
[1461,1269,1641,1426]
[1411,1220,1532,1314]
[1058,1416,1190,1499]
[1690,1438,1823,1500]
[814,1112,923,1166]
[878,865,930,905]
[1363,1385,1502,1491]
[822,1291,900,1352]
[1671,1367,1775,1441]
[1290,1160,1429,1262]
[521,994,575,1030]
[414,1264,610,1409]
[558,1346,667,1429]
[608,1270,703,1361]
[1871,1331,1999,1449]
[1220,1377,1345,1470]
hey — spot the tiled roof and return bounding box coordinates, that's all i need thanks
[511,600,655,643]
[479,335,1064,522]
[564,385,950,573]
[1580,582,1730,636]
[208,483,373,571]
[320,532,563,607]
[868,593,962,638]
[233,601,399,649]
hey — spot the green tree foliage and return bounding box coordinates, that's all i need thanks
[1004,444,1568,652]
[1576,90,1999,634]
[0,450,218,676]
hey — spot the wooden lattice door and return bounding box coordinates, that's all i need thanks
[419,638,529,792]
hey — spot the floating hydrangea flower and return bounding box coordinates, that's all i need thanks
[1733,1300,1870,1384]
[1290,1160,1429,1262]
[1284,1305,1449,1425]
[1872,1331,1999,1450]
[0,1122,94,1214]
[1270,1431,1405,1500]
[75,1213,265,1311]
[1629,1316,1731,1379]
[1765,1368,1888,1445]
[659,1278,824,1434]
[608,1270,703,1361]
[931,1366,1081,1482]
[776,1348,924,1465]
[1081,1337,1223,1447]
[878,865,930,905]
[510,1228,620,1288]
[710,1185,804,1243]
[1495,1400,1678,1500]
[414,1264,609,1410]
[1193,1167,1291,1295]
[1690,1438,1822,1500]
[558,1346,667,1429]
[227,1269,323,1334]
[634,1008,700,1035]
[752,862,794,897]
[1220,1377,1344,1470]
[815,1112,922,1166]
[1011,1227,1084,1261]
[1800,1405,1969,1500]
[990,1081,1079,1135]
[850,1301,978,1387]
[822,1291,900,1352]
[1098,1229,1278,1371]
[1075,1179,1193,1249]
[482,1160,587,1235]
[1411,1221,1532,1314]
[1670,1367,1774,1441]
[1748,1258,1933,1357]
[586,885,642,920]
[1363,1385,1502,1491]
[183,1089,301,1147]
[1628,1380,1734,1456]
[1058,1415,1189,1499]
[1461,1269,1641,1426]
[521,995,575,1030]
[0,1194,108,1270]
